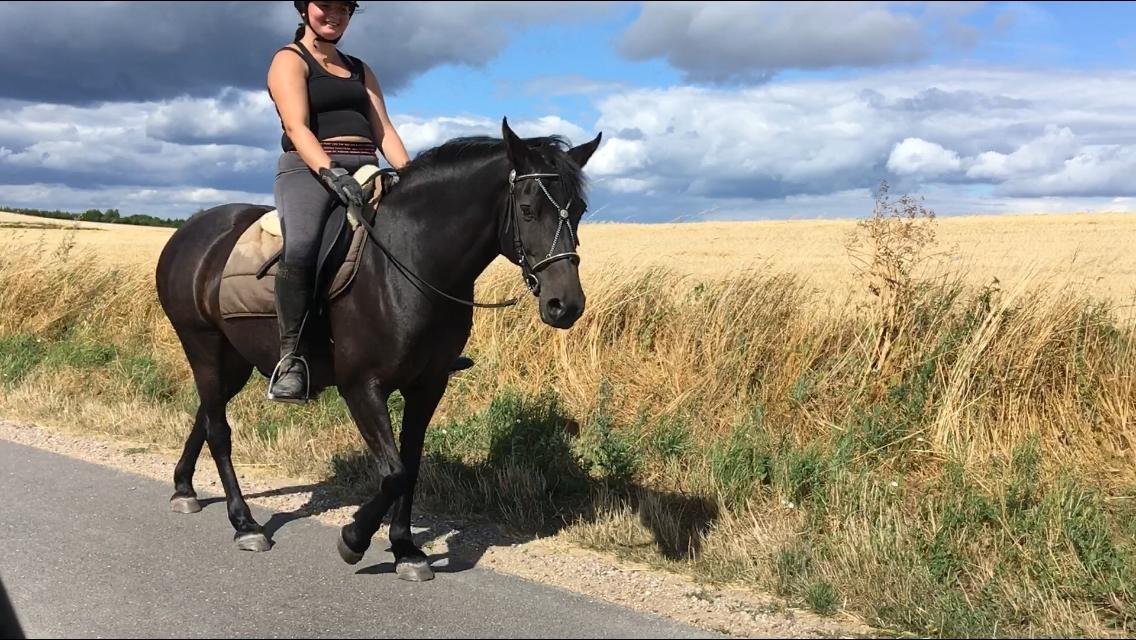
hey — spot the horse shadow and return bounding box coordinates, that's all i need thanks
[203,414,719,577]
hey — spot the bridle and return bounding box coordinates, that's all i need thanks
[503,169,581,297]
[356,166,582,309]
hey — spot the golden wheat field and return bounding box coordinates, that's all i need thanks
[4,209,1134,313]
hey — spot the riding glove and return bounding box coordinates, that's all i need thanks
[318,164,364,210]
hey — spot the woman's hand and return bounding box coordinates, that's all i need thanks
[318,164,364,209]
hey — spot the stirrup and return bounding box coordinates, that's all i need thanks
[266,353,310,403]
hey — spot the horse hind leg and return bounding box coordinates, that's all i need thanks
[170,330,250,513]
[171,328,264,550]
[169,404,207,513]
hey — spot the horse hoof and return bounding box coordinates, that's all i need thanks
[396,558,435,582]
[337,529,365,565]
[170,496,202,514]
[235,532,271,552]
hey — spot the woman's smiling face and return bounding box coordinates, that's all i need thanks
[306,1,354,40]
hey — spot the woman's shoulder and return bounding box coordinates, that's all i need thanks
[270,44,309,74]
[274,43,306,60]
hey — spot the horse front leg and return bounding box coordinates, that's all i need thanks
[386,372,449,582]
[336,378,407,566]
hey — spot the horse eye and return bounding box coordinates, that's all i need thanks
[521,204,534,219]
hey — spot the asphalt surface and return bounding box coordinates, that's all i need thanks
[0,439,720,639]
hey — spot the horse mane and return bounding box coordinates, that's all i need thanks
[397,135,587,205]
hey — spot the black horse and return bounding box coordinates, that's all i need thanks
[155,118,601,581]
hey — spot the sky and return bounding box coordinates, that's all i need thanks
[2,1,1136,222]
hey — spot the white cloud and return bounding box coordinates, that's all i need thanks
[512,116,590,145]
[589,138,649,177]
[601,176,662,195]
[584,67,1136,212]
[997,145,1136,197]
[591,83,893,198]
[887,138,961,176]
[966,125,1078,180]
[393,114,590,158]
[393,116,500,156]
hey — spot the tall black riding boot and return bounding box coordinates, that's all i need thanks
[268,263,315,403]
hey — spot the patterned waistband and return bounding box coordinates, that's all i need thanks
[319,140,377,156]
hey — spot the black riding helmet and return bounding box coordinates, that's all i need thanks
[293,0,359,14]
[293,1,360,44]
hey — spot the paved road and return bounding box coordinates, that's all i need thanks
[0,440,719,639]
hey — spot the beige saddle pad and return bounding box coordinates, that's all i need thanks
[219,165,384,319]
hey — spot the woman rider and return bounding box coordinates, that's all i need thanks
[267,1,472,403]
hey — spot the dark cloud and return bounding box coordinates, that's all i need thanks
[682,170,883,200]
[617,2,929,84]
[0,97,276,195]
[0,2,293,104]
[143,89,281,148]
[0,1,613,105]
[0,160,271,194]
[892,87,1032,112]
[614,127,645,141]
[615,2,996,85]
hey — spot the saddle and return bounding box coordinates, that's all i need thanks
[219,165,390,319]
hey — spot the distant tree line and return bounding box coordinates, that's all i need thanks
[1,205,185,229]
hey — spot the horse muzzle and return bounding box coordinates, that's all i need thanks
[540,294,584,329]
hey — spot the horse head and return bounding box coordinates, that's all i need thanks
[501,117,602,329]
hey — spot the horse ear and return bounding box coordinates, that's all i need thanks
[568,132,603,168]
[502,117,533,172]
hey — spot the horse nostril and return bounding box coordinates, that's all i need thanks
[547,298,565,318]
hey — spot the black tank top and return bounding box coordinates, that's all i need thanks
[275,42,375,152]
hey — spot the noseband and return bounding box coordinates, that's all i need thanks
[504,169,580,296]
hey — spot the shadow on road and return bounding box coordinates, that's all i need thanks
[192,416,719,578]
